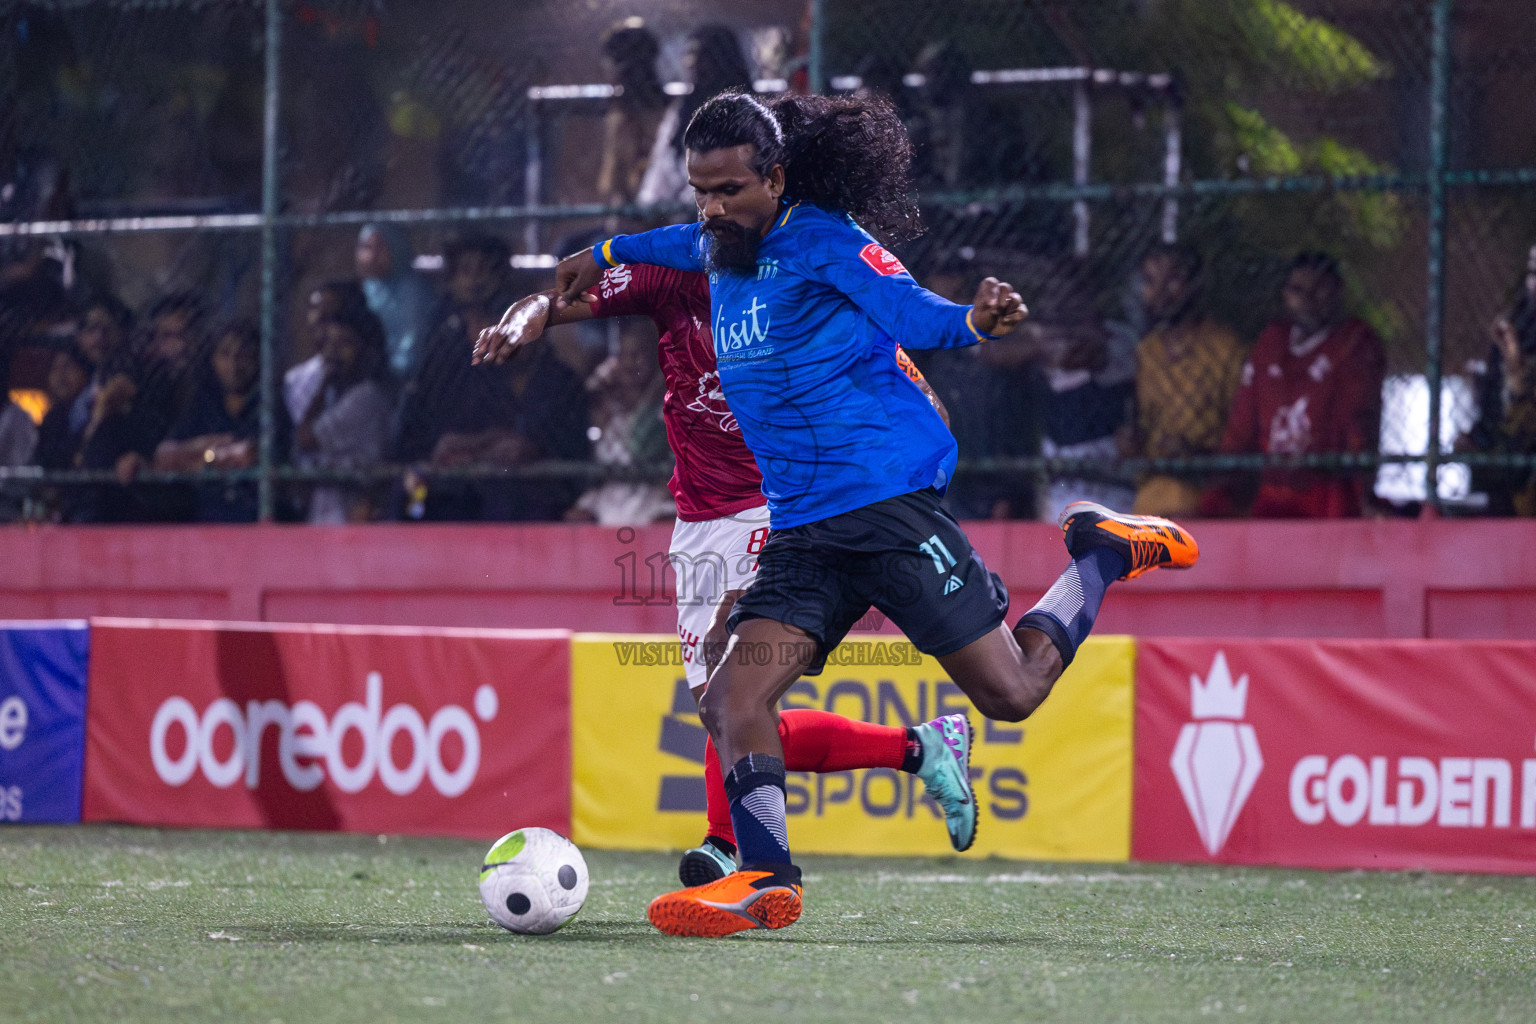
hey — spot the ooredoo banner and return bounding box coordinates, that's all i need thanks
[571,633,1134,861]
[1134,639,1536,874]
[83,619,571,838]
[0,621,91,822]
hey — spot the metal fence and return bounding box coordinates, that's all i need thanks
[1,0,1534,523]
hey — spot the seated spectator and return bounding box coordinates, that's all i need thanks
[70,296,134,436]
[33,344,92,471]
[566,326,674,525]
[155,320,291,522]
[431,336,591,521]
[390,235,515,464]
[284,280,369,429]
[284,280,369,519]
[636,24,752,208]
[596,17,668,207]
[1464,245,1536,515]
[978,267,1136,519]
[293,305,394,523]
[1200,253,1386,518]
[75,292,206,521]
[1126,243,1244,517]
[0,348,37,467]
[1465,296,1536,515]
[400,238,590,521]
[29,299,138,519]
[356,224,438,378]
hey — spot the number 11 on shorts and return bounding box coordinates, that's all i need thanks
[919,534,957,574]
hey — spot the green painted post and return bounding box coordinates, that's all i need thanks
[1424,0,1454,512]
[809,0,826,95]
[257,0,283,522]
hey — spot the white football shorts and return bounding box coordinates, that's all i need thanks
[670,503,771,690]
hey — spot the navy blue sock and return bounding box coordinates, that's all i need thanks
[722,754,799,881]
[1017,546,1127,669]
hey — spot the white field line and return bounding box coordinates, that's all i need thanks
[876,871,1161,885]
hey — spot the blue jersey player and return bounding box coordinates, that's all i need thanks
[556,91,1201,937]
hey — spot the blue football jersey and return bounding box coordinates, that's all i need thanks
[599,202,995,528]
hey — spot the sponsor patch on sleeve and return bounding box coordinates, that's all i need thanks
[859,242,907,277]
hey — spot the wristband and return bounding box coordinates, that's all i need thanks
[965,308,1002,342]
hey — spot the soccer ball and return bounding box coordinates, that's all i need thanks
[478,827,589,934]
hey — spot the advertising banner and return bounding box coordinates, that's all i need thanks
[1135,639,1536,874]
[572,633,1134,860]
[83,619,571,838]
[0,621,91,823]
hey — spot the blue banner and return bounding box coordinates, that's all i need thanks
[0,622,90,823]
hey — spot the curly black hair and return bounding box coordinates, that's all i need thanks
[771,93,923,245]
[682,90,923,247]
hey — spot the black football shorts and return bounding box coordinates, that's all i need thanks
[728,488,1010,674]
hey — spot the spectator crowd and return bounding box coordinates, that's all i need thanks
[2,14,1534,525]
[0,225,619,524]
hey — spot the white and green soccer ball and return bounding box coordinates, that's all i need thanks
[478,827,589,934]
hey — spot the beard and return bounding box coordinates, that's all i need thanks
[703,218,762,276]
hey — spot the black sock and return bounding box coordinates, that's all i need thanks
[900,727,923,774]
[1018,547,1126,669]
[722,753,797,877]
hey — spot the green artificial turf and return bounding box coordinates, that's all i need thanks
[3,825,1535,1023]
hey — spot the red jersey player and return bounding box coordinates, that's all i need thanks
[473,262,974,885]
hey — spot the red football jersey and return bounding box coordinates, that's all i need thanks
[586,263,766,521]
[1204,317,1385,517]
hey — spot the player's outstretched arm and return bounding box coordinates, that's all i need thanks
[805,221,1026,350]
[555,249,607,310]
[558,225,706,310]
[970,277,1028,338]
[472,290,597,365]
[590,225,706,283]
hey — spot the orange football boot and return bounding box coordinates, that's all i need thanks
[1057,501,1199,580]
[646,870,803,937]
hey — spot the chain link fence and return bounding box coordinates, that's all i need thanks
[1,0,1533,523]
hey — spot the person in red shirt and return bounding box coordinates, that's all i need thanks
[1201,252,1385,518]
[472,262,966,886]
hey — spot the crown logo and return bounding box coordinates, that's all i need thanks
[1171,650,1263,855]
[1190,651,1248,720]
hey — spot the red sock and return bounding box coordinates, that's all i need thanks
[704,731,734,846]
[703,709,910,848]
[779,708,910,772]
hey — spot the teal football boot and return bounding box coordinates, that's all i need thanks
[913,714,978,852]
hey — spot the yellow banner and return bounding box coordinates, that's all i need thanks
[571,634,1134,861]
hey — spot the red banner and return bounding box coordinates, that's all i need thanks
[1134,639,1536,874]
[83,619,570,838]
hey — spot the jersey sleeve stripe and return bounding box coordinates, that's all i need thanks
[965,308,1000,343]
[596,239,619,268]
